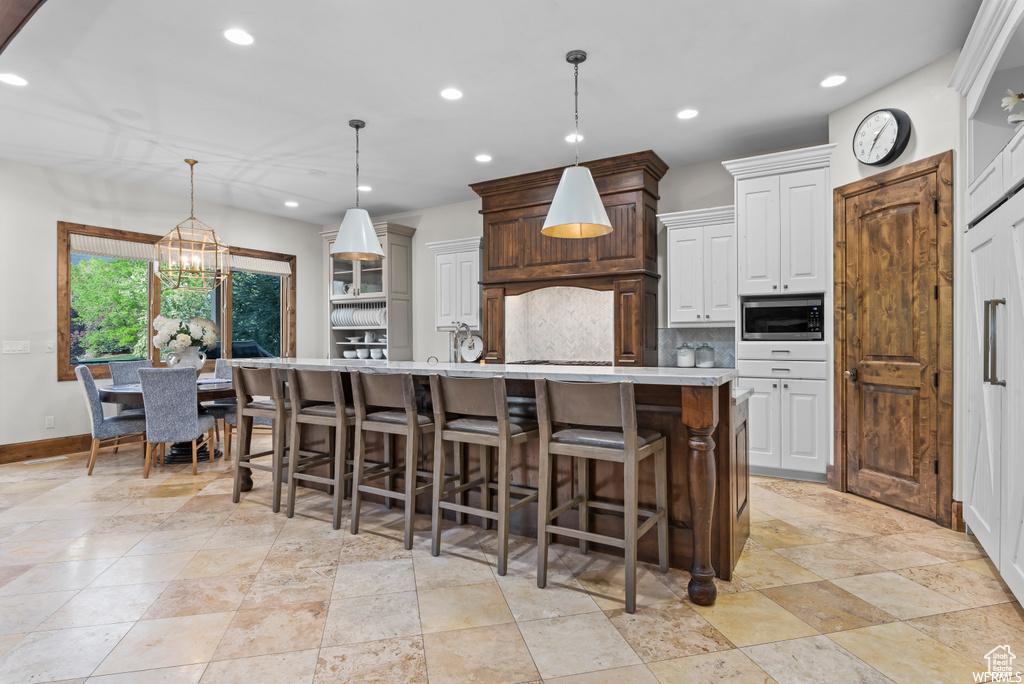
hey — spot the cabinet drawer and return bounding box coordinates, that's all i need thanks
[737,342,827,361]
[737,359,827,379]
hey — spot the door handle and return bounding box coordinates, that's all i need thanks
[983,299,992,384]
[991,298,1006,386]
[843,368,858,382]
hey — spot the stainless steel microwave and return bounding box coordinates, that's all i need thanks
[741,295,824,341]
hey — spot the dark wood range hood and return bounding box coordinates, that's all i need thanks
[469,150,668,366]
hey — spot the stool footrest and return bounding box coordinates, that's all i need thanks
[547,495,585,521]
[441,477,486,498]
[544,524,626,549]
[508,491,539,513]
[439,501,498,520]
[636,509,666,539]
[293,471,350,487]
[357,484,407,502]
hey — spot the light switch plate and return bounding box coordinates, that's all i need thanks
[45,341,55,353]
[2,341,30,354]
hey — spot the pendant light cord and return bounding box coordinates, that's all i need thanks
[354,126,361,208]
[573,60,580,166]
[189,162,195,218]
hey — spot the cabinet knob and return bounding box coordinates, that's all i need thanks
[696,314,701,319]
[772,285,778,290]
[783,284,789,290]
[772,383,777,388]
[784,383,789,389]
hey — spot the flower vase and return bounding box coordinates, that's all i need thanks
[167,345,206,371]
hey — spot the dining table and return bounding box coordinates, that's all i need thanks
[97,379,235,464]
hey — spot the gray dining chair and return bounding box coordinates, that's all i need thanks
[138,367,217,478]
[108,359,151,453]
[204,359,236,446]
[76,365,149,476]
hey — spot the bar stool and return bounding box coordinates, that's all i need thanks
[349,371,436,549]
[286,368,354,529]
[428,374,539,575]
[231,366,292,513]
[534,379,669,614]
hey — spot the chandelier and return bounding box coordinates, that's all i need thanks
[155,159,230,291]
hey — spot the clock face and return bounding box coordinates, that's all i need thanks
[853,108,911,166]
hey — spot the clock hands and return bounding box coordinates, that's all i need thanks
[867,115,893,160]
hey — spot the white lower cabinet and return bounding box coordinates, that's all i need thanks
[743,378,782,469]
[780,378,828,474]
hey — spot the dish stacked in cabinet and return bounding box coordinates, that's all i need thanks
[321,222,415,361]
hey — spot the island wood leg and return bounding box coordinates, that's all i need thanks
[681,386,719,606]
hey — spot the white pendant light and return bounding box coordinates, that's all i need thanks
[330,119,385,260]
[541,50,612,239]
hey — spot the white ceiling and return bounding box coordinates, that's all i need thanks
[0,0,979,225]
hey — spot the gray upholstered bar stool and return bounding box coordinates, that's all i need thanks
[286,368,354,529]
[534,378,669,614]
[428,374,539,575]
[231,366,292,512]
[349,371,435,549]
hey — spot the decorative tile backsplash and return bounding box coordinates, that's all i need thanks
[658,327,736,368]
[505,287,614,363]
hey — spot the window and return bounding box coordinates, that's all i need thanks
[58,222,296,381]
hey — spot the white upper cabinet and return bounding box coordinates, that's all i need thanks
[658,206,735,327]
[780,168,829,293]
[724,144,836,296]
[426,237,482,331]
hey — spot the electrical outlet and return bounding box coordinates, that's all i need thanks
[44,416,55,429]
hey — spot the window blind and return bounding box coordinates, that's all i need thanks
[69,234,156,262]
[229,255,291,277]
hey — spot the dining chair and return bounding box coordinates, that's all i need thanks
[137,367,216,478]
[204,359,236,447]
[107,359,151,453]
[76,365,150,476]
[534,378,669,614]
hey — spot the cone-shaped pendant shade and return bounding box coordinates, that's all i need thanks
[541,166,612,238]
[330,208,384,260]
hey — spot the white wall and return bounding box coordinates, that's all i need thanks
[828,49,967,498]
[0,158,324,447]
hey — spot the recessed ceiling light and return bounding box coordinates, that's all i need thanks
[820,75,847,88]
[475,154,492,162]
[0,73,28,87]
[565,133,583,143]
[677,109,699,120]
[224,28,254,46]
[357,185,372,192]
[441,88,463,100]
[284,201,299,208]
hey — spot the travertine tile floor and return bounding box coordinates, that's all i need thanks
[0,438,1019,683]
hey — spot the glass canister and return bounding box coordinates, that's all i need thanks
[676,343,695,368]
[695,343,716,368]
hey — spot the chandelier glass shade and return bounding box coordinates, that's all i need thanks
[155,160,230,291]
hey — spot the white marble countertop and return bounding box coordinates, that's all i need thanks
[227,358,738,387]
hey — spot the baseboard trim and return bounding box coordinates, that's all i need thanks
[750,466,828,483]
[0,434,92,465]
[952,500,966,532]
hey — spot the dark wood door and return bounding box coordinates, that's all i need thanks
[839,164,946,519]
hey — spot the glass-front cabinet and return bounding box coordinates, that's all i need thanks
[322,222,415,361]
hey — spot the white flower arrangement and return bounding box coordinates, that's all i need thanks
[152,315,219,353]
[1003,89,1024,125]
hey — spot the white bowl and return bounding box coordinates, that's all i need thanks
[370,348,383,359]
[356,348,370,359]
[342,351,358,359]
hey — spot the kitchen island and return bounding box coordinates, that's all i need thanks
[227,358,749,605]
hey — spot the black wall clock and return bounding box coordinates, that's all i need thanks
[853,108,911,166]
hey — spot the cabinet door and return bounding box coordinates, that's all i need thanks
[703,222,736,323]
[781,378,828,474]
[667,227,704,325]
[1000,199,1024,600]
[737,176,781,295]
[963,214,1004,564]
[456,249,481,330]
[780,168,828,293]
[435,253,457,330]
[740,377,781,469]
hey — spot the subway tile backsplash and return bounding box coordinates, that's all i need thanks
[658,327,735,368]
